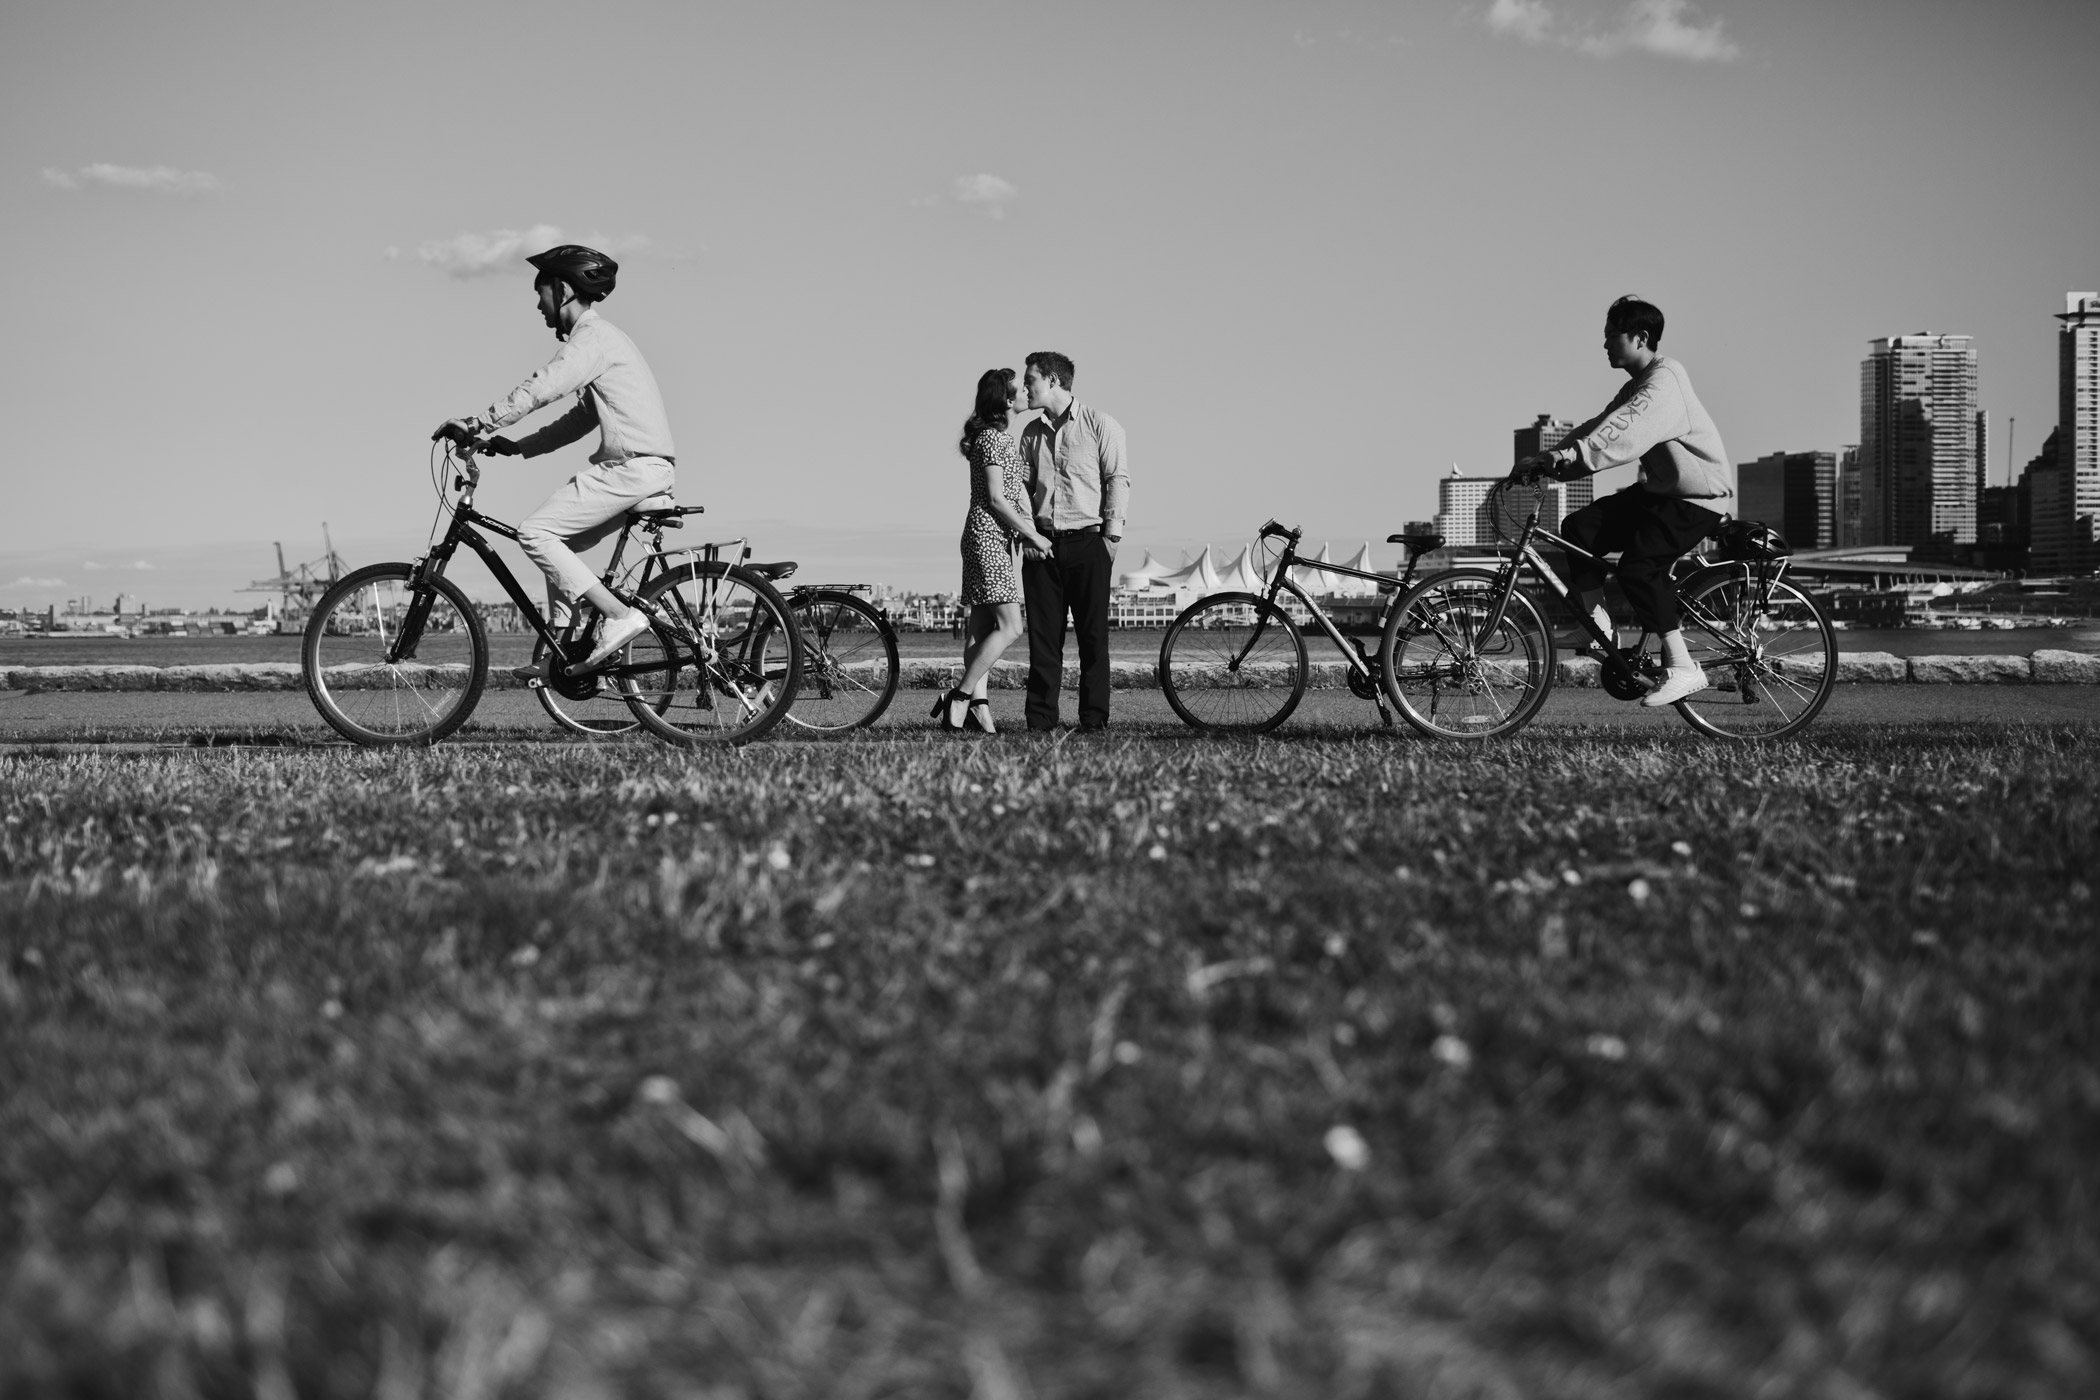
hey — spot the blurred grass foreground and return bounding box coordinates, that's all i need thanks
[2,728,2096,1398]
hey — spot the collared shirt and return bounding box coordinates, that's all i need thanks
[471,309,677,465]
[1018,398,1129,535]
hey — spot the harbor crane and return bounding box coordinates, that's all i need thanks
[244,526,345,629]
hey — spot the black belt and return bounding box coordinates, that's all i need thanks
[1051,525,1103,538]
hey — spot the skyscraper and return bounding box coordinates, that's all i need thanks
[1738,451,1837,549]
[2025,428,2070,572]
[2053,291,2100,572]
[1436,468,1496,547]
[1837,446,1862,546]
[1435,467,1565,547]
[1514,414,1590,513]
[1858,334,1979,547]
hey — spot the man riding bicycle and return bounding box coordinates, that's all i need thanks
[431,243,675,678]
[1515,295,1734,707]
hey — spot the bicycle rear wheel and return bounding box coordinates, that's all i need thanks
[785,590,900,731]
[625,562,802,745]
[1377,568,1555,740]
[1158,592,1307,733]
[1673,570,1836,740]
[302,562,488,746]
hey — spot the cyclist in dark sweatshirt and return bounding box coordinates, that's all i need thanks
[1516,295,1734,707]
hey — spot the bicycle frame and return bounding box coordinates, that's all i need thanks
[392,453,684,689]
[1232,525,1427,679]
[1476,484,1793,679]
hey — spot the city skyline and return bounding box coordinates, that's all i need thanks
[4,0,2096,603]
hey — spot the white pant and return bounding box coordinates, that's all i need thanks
[517,456,677,624]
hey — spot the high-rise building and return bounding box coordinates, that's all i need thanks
[1975,409,1990,505]
[1737,451,1837,548]
[1436,468,1496,547]
[2025,428,2072,572]
[2054,291,2100,572]
[1837,445,1862,546]
[1514,414,1590,512]
[1435,467,1566,546]
[1858,334,1979,546]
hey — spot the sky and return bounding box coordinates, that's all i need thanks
[3,0,2096,607]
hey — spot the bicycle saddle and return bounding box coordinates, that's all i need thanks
[1388,531,1445,553]
[745,560,800,582]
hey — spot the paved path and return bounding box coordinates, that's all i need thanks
[2,684,2093,750]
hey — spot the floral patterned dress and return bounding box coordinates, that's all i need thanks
[960,426,1029,607]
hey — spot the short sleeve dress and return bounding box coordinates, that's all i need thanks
[960,426,1030,607]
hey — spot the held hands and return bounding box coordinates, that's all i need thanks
[431,418,478,446]
[480,437,522,457]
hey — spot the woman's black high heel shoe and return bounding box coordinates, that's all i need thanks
[964,697,995,734]
[930,687,969,731]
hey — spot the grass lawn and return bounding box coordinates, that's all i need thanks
[3,726,2095,1398]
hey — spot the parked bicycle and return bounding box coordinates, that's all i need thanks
[1373,477,1836,740]
[1156,523,1445,733]
[301,439,803,747]
[535,556,900,736]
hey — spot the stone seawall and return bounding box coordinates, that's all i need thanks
[4,650,2098,693]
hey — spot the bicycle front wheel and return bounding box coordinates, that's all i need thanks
[627,563,803,745]
[1673,570,1837,740]
[1158,592,1307,733]
[302,562,488,746]
[785,591,900,731]
[1378,568,1555,740]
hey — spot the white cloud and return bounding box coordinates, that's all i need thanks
[951,173,1019,219]
[1485,0,1556,43]
[1483,0,1738,63]
[411,225,649,279]
[5,577,67,590]
[80,560,156,572]
[42,163,221,194]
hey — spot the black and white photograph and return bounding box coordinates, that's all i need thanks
[2,0,2096,1394]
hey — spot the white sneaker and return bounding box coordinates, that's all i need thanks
[581,612,651,670]
[1640,666,1709,707]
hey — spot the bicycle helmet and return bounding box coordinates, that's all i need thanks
[526,244,618,302]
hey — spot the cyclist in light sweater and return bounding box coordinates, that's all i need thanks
[432,244,674,678]
[1516,295,1734,707]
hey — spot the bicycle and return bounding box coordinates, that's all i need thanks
[1373,476,1837,740]
[301,439,803,747]
[1156,523,1445,733]
[777,580,901,731]
[533,550,900,735]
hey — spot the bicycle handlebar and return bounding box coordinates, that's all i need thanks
[1258,519,1303,542]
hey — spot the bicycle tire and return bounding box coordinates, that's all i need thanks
[529,627,664,736]
[785,590,900,731]
[1158,592,1308,734]
[302,562,488,747]
[624,562,803,746]
[1377,568,1555,740]
[1671,569,1837,740]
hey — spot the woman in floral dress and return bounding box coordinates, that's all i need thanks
[937,368,1054,733]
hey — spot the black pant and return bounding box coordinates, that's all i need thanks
[1022,531,1112,729]
[1558,487,1723,634]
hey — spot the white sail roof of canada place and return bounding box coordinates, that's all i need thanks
[1213,545,1268,594]
[1118,551,1170,588]
[1334,542,1381,596]
[1290,543,1345,596]
[1154,546,1221,594]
